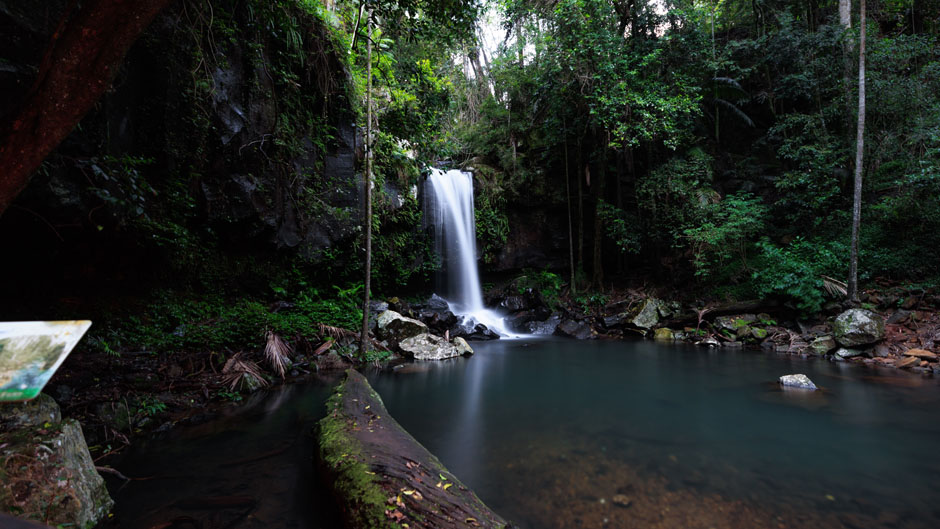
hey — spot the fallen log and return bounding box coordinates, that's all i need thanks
[659,299,790,329]
[316,369,510,529]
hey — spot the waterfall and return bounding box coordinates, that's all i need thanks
[425,168,514,337]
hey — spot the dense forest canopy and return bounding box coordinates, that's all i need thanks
[0,0,938,359]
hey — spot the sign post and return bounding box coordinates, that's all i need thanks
[0,321,92,402]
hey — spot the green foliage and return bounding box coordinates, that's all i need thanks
[134,396,167,418]
[637,148,715,251]
[575,292,609,315]
[596,201,640,255]
[87,281,365,356]
[751,237,847,314]
[515,269,564,309]
[81,154,156,221]
[684,193,767,278]
[475,189,510,265]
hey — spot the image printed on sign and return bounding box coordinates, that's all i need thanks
[0,321,92,402]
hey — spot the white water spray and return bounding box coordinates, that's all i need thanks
[425,168,515,337]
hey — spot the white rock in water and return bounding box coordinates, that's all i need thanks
[779,374,817,390]
[453,337,474,356]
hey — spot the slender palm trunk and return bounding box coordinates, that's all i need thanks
[847,0,866,302]
[564,122,575,294]
[360,11,374,352]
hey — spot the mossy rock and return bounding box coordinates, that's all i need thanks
[653,328,675,342]
[316,369,509,528]
[833,309,886,347]
[1,397,113,528]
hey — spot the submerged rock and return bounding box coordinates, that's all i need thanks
[1,395,113,528]
[779,374,818,390]
[833,309,885,347]
[398,333,461,360]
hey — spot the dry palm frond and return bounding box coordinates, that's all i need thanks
[313,340,334,356]
[821,275,848,298]
[221,352,268,391]
[318,323,357,339]
[264,331,293,379]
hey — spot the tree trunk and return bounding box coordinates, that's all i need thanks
[360,11,374,353]
[564,122,576,295]
[592,145,607,289]
[0,0,175,218]
[847,0,866,303]
[577,140,584,273]
[840,0,853,129]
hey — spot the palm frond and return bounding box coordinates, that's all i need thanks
[318,323,357,339]
[313,340,334,356]
[221,352,268,391]
[821,275,848,297]
[264,331,293,379]
[714,98,755,127]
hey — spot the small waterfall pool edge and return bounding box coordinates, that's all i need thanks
[105,339,940,529]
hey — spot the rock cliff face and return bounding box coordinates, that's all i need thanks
[0,0,379,310]
[492,206,569,272]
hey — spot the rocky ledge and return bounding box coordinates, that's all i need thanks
[316,369,509,528]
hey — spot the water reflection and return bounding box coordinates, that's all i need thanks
[368,338,940,529]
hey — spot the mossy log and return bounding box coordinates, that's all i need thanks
[317,369,509,529]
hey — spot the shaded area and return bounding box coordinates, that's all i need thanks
[98,377,343,529]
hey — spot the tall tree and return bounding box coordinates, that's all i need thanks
[361,9,374,354]
[840,0,853,125]
[847,0,866,302]
[0,0,174,218]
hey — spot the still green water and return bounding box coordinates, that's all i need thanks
[108,338,940,528]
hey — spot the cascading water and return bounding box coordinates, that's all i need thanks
[425,168,514,337]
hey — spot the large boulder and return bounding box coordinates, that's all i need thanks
[416,307,459,335]
[317,370,508,528]
[1,395,113,528]
[554,319,596,340]
[526,315,561,335]
[376,310,428,348]
[833,309,886,347]
[398,334,461,360]
[631,298,664,330]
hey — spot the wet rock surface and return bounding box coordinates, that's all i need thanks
[377,310,429,348]
[554,319,596,340]
[0,395,113,528]
[398,333,461,360]
[779,374,818,390]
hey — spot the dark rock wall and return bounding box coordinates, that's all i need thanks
[0,1,366,313]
